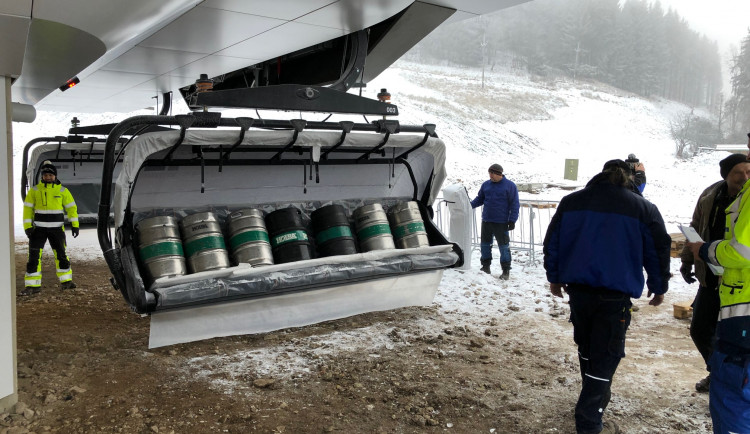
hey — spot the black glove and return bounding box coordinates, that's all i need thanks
[680,263,696,284]
[72,226,79,238]
[508,221,515,231]
[24,227,33,238]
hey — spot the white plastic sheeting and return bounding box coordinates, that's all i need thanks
[149,269,444,348]
[441,184,473,270]
[152,244,453,288]
[149,245,457,308]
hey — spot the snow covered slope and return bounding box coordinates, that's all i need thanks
[368,61,723,232]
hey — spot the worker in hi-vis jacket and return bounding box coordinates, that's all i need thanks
[22,160,79,295]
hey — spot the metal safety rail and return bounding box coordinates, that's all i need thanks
[434,198,559,264]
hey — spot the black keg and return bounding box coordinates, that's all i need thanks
[265,207,314,264]
[311,204,358,257]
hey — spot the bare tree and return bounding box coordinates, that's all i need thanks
[671,111,721,158]
[671,113,693,158]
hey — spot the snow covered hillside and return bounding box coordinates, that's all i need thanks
[367,61,722,232]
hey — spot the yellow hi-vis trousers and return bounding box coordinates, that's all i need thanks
[24,227,72,288]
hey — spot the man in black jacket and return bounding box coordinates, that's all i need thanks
[544,159,671,434]
[680,153,750,393]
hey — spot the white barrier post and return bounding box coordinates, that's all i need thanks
[441,184,473,270]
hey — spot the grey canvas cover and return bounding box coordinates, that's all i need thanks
[112,129,447,228]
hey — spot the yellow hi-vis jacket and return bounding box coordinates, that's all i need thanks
[707,178,750,352]
[23,181,79,230]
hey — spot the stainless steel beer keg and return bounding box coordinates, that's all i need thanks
[179,212,231,273]
[388,201,430,248]
[226,208,274,266]
[135,215,186,280]
[352,203,395,252]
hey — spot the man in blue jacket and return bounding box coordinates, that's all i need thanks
[543,159,671,434]
[471,163,520,280]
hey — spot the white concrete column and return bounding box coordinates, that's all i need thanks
[0,75,18,412]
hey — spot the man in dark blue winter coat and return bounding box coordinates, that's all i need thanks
[543,159,671,434]
[471,163,520,280]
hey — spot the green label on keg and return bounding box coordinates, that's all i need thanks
[184,236,226,257]
[271,230,308,247]
[230,230,270,250]
[357,223,392,240]
[315,226,353,245]
[394,222,426,238]
[140,241,184,262]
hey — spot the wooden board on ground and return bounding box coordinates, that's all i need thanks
[673,301,693,319]
[670,233,685,258]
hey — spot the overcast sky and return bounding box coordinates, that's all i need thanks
[645,0,749,92]
[648,0,748,52]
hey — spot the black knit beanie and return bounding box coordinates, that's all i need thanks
[40,160,57,177]
[488,164,503,175]
[719,154,748,179]
[602,159,630,172]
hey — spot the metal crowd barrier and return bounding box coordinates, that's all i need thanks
[434,198,559,265]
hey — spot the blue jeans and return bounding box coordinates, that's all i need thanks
[709,350,750,434]
[479,221,511,268]
[567,285,632,433]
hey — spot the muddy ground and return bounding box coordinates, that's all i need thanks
[1,243,712,434]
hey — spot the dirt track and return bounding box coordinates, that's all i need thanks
[2,244,712,433]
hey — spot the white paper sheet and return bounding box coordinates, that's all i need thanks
[679,224,724,276]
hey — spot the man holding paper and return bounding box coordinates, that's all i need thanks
[680,153,750,393]
[687,134,750,433]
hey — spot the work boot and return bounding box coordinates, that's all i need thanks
[600,421,621,434]
[500,262,511,280]
[20,287,40,296]
[61,281,77,290]
[695,375,710,393]
[480,259,492,274]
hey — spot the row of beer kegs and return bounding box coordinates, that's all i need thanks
[134,201,431,281]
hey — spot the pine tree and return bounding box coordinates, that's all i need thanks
[729,30,750,136]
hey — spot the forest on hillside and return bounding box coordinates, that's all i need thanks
[728,30,750,140]
[410,0,750,146]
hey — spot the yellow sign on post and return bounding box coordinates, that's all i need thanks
[564,159,578,181]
